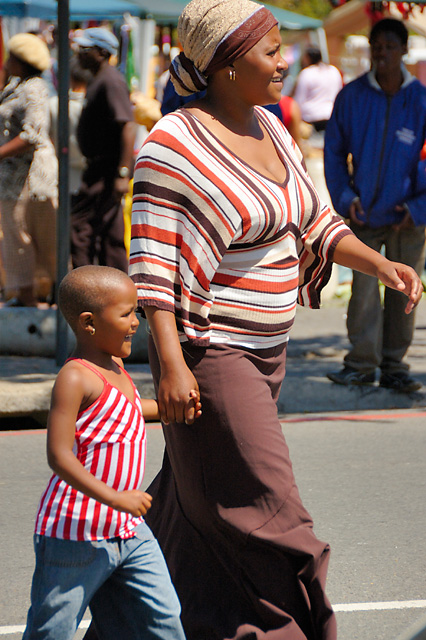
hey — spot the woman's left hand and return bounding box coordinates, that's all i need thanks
[333,234,424,314]
[376,261,423,314]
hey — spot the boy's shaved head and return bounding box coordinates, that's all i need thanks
[59,266,135,330]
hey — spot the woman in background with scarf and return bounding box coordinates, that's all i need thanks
[0,33,57,306]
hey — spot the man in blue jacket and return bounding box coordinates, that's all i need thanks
[324,18,426,392]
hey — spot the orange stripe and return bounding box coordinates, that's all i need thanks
[280,411,426,424]
[3,412,424,437]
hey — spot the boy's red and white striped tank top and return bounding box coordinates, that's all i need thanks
[35,359,146,541]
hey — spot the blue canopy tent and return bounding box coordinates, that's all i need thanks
[0,0,143,19]
[0,0,58,18]
[0,0,322,30]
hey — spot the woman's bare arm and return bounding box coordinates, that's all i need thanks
[333,233,423,313]
[144,306,200,425]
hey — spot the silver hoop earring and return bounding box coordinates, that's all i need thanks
[229,69,236,81]
[90,327,96,336]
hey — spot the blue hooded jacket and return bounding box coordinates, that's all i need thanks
[324,68,426,227]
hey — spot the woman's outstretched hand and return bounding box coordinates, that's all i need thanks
[376,260,423,314]
[333,234,424,314]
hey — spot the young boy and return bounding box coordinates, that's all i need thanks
[23,265,201,640]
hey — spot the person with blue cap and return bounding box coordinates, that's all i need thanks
[73,27,119,57]
[70,27,135,273]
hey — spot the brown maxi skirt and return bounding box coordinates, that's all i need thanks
[146,337,336,640]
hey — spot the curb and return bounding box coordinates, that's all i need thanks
[1,302,426,424]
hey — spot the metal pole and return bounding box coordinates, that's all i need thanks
[55,0,70,366]
[138,18,156,94]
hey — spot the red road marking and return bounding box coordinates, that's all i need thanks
[0,429,46,436]
[279,411,426,423]
[2,411,425,436]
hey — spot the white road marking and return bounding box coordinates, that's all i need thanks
[333,600,426,612]
[2,602,426,635]
[0,620,90,635]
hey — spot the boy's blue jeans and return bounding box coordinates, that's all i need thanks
[22,522,186,640]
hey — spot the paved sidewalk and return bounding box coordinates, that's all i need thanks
[1,298,426,425]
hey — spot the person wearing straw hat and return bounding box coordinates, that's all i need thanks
[127,2,422,639]
[0,33,58,306]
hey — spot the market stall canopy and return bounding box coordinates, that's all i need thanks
[324,0,426,64]
[151,1,323,27]
[0,0,323,29]
[0,0,148,19]
[323,0,371,38]
[266,5,322,30]
[324,0,426,39]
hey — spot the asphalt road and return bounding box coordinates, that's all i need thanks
[1,409,426,640]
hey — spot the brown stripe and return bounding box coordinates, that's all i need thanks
[205,7,278,76]
[132,178,230,259]
[171,51,207,93]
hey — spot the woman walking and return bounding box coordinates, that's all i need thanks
[127,1,421,638]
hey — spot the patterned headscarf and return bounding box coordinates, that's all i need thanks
[171,0,278,96]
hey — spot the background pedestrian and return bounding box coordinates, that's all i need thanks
[71,28,135,272]
[0,33,57,307]
[324,18,426,393]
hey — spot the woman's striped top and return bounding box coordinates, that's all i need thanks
[35,359,146,541]
[129,106,351,349]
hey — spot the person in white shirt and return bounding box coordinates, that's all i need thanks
[293,45,343,131]
[49,56,92,196]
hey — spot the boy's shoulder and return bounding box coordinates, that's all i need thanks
[54,358,98,392]
[51,358,105,414]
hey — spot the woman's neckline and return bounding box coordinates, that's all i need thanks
[181,107,289,187]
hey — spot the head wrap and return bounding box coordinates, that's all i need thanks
[171,0,278,96]
[8,33,51,72]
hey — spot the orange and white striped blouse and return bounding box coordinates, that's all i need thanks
[129,106,351,349]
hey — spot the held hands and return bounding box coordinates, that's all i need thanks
[188,389,202,424]
[350,200,415,232]
[375,258,423,314]
[392,205,414,232]
[111,490,152,517]
[349,198,365,226]
[158,365,202,426]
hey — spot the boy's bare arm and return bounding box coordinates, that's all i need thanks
[140,398,161,422]
[47,365,151,518]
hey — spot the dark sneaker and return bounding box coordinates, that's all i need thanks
[379,372,422,393]
[327,367,375,386]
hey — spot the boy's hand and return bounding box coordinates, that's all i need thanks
[184,389,202,425]
[112,491,152,517]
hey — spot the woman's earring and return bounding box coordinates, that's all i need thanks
[89,327,95,336]
[229,68,236,81]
